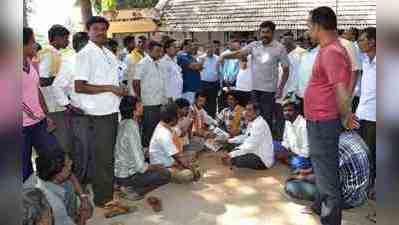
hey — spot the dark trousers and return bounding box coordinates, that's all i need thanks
[359,120,376,188]
[251,90,276,132]
[307,119,342,225]
[22,119,60,181]
[231,153,267,170]
[235,90,251,107]
[352,96,360,113]
[115,170,171,196]
[201,81,219,117]
[295,95,305,116]
[70,113,118,206]
[142,105,161,148]
[48,111,72,153]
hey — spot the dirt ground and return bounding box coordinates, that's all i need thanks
[88,151,375,225]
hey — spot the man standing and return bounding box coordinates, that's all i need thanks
[220,21,290,131]
[134,40,167,148]
[159,39,183,101]
[220,39,240,87]
[198,43,220,117]
[304,7,358,225]
[38,25,72,153]
[356,27,376,192]
[72,16,128,207]
[177,40,203,104]
[127,36,147,95]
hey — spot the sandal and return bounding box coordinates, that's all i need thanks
[104,205,138,218]
[147,196,162,212]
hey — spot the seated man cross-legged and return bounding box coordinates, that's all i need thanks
[150,103,201,183]
[114,96,171,201]
[220,102,275,170]
[216,91,246,137]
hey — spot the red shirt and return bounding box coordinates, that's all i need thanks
[304,39,351,121]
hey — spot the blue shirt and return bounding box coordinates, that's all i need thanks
[220,50,240,83]
[199,54,219,82]
[177,52,201,92]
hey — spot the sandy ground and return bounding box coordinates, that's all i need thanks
[88,151,375,225]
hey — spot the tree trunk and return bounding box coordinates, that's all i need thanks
[79,0,93,28]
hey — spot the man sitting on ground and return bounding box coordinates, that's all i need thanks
[149,103,201,183]
[190,92,217,139]
[216,91,246,137]
[284,131,370,210]
[220,102,274,170]
[23,150,92,225]
[274,96,312,175]
[114,96,171,201]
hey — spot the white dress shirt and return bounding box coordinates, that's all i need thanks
[134,55,167,106]
[356,56,376,122]
[72,41,121,115]
[228,116,274,168]
[281,115,309,158]
[159,54,183,100]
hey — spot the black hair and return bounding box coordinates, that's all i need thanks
[349,27,360,40]
[48,24,70,42]
[175,98,190,109]
[85,16,110,31]
[259,21,276,32]
[123,35,135,48]
[120,96,140,120]
[362,27,376,42]
[23,27,34,46]
[138,35,147,42]
[148,40,162,51]
[309,6,337,31]
[36,149,67,181]
[247,101,261,115]
[213,40,221,45]
[160,103,178,124]
[226,91,238,101]
[195,91,208,100]
[163,39,176,52]
[105,38,119,53]
[34,42,42,52]
[181,39,192,49]
[72,32,89,52]
[23,188,53,225]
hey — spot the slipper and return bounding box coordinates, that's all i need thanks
[104,205,138,218]
[147,196,162,212]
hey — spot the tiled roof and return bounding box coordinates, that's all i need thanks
[160,0,376,31]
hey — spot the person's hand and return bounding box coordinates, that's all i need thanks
[342,112,360,130]
[110,86,129,97]
[46,117,56,133]
[275,86,283,99]
[221,153,231,166]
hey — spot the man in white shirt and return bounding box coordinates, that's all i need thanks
[221,102,274,170]
[71,16,128,207]
[38,25,72,153]
[134,40,167,148]
[356,27,376,191]
[159,39,183,101]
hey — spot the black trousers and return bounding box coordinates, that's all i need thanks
[231,153,267,170]
[142,105,161,147]
[201,81,219,117]
[359,120,376,188]
[251,90,276,133]
[307,119,342,225]
[115,170,171,196]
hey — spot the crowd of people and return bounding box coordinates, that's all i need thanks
[22,6,376,225]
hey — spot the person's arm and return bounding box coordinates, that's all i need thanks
[38,88,49,114]
[74,80,126,96]
[229,107,243,136]
[276,49,290,98]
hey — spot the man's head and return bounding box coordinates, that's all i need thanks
[307,6,337,42]
[23,27,36,59]
[48,24,70,50]
[259,21,276,45]
[245,102,261,121]
[342,27,359,42]
[105,38,119,55]
[36,150,72,184]
[205,43,215,57]
[358,27,376,55]
[282,97,300,122]
[175,98,190,118]
[195,91,207,109]
[23,188,53,225]
[213,40,221,55]
[226,91,239,108]
[163,39,177,58]
[86,16,109,46]
[123,35,135,52]
[148,40,163,60]
[136,35,147,51]
[72,32,89,52]
[230,39,241,51]
[302,31,318,49]
[120,96,143,120]
[281,31,296,52]
[160,103,179,126]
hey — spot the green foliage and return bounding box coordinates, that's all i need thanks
[117,0,159,9]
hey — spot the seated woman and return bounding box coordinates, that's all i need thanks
[114,96,171,201]
[23,188,53,225]
[284,131,370,210]
[216,91,245,137]
[150,103,201,183]
[220,102,275,170]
